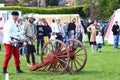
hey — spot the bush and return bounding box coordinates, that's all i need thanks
[0,6,86,18]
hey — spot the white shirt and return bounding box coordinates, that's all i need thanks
[76,26,82,33]
[96,35,103,44]
[51,23,63,33]
[17,24,25,40]
[3,18,20,44]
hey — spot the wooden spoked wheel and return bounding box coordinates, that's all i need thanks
[66,39,87,72]
[41,40,70,74]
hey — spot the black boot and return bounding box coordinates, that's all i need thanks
[0,45,2,51]
[16,66,24,73]
[2,68,7,74]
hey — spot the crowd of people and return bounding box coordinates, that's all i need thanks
[0,11,85,74]
[86,19,120,53]
[0,11,119,74]
[87,19,104,53]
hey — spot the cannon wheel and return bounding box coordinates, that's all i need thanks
[66,39,87,72]
[41,40,70,74]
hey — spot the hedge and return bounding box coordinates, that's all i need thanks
[0,6,86,17]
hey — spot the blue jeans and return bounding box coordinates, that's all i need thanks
[37,39,44,55]
[69,33,75,39]
[96,43,102,51]
[63,35,68,42]
[63,35,69,46]
[113,35,119,48]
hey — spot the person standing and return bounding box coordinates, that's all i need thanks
[86,18,92,44]
[62,21,68,43]
[42,18,52,43]
[55,18,64,41]
[87,19,99,53]
[50,19,57,40]
[112,21,120,49]
[75,24,83,42]
[68,18,76,39]
[23,17,36,66]
[96,31,103,52]
[51,18,63,41]
[17,18,25,55]
[36,19,44,55]
[2,11,24,74]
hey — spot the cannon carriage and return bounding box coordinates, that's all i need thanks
[29,39,87,74]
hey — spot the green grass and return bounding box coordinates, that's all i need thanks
[0,42,120,80]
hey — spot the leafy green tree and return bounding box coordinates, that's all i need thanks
[98,0,120,19]
[83,0,98,18]
[73,0,80,5]
[83,0,120,19]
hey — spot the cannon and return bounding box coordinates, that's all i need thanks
[29,39,87,74]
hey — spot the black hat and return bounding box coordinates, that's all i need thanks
[11,11,19,16]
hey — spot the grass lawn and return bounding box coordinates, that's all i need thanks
[0,42,120,80]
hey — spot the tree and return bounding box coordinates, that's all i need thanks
[73,0,79,5]
[83,0,120,19]
[98,0,120,19]
[83,0,99,19]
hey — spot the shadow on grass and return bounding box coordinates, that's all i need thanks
[20,69,102,76]
[24,69,59,75]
